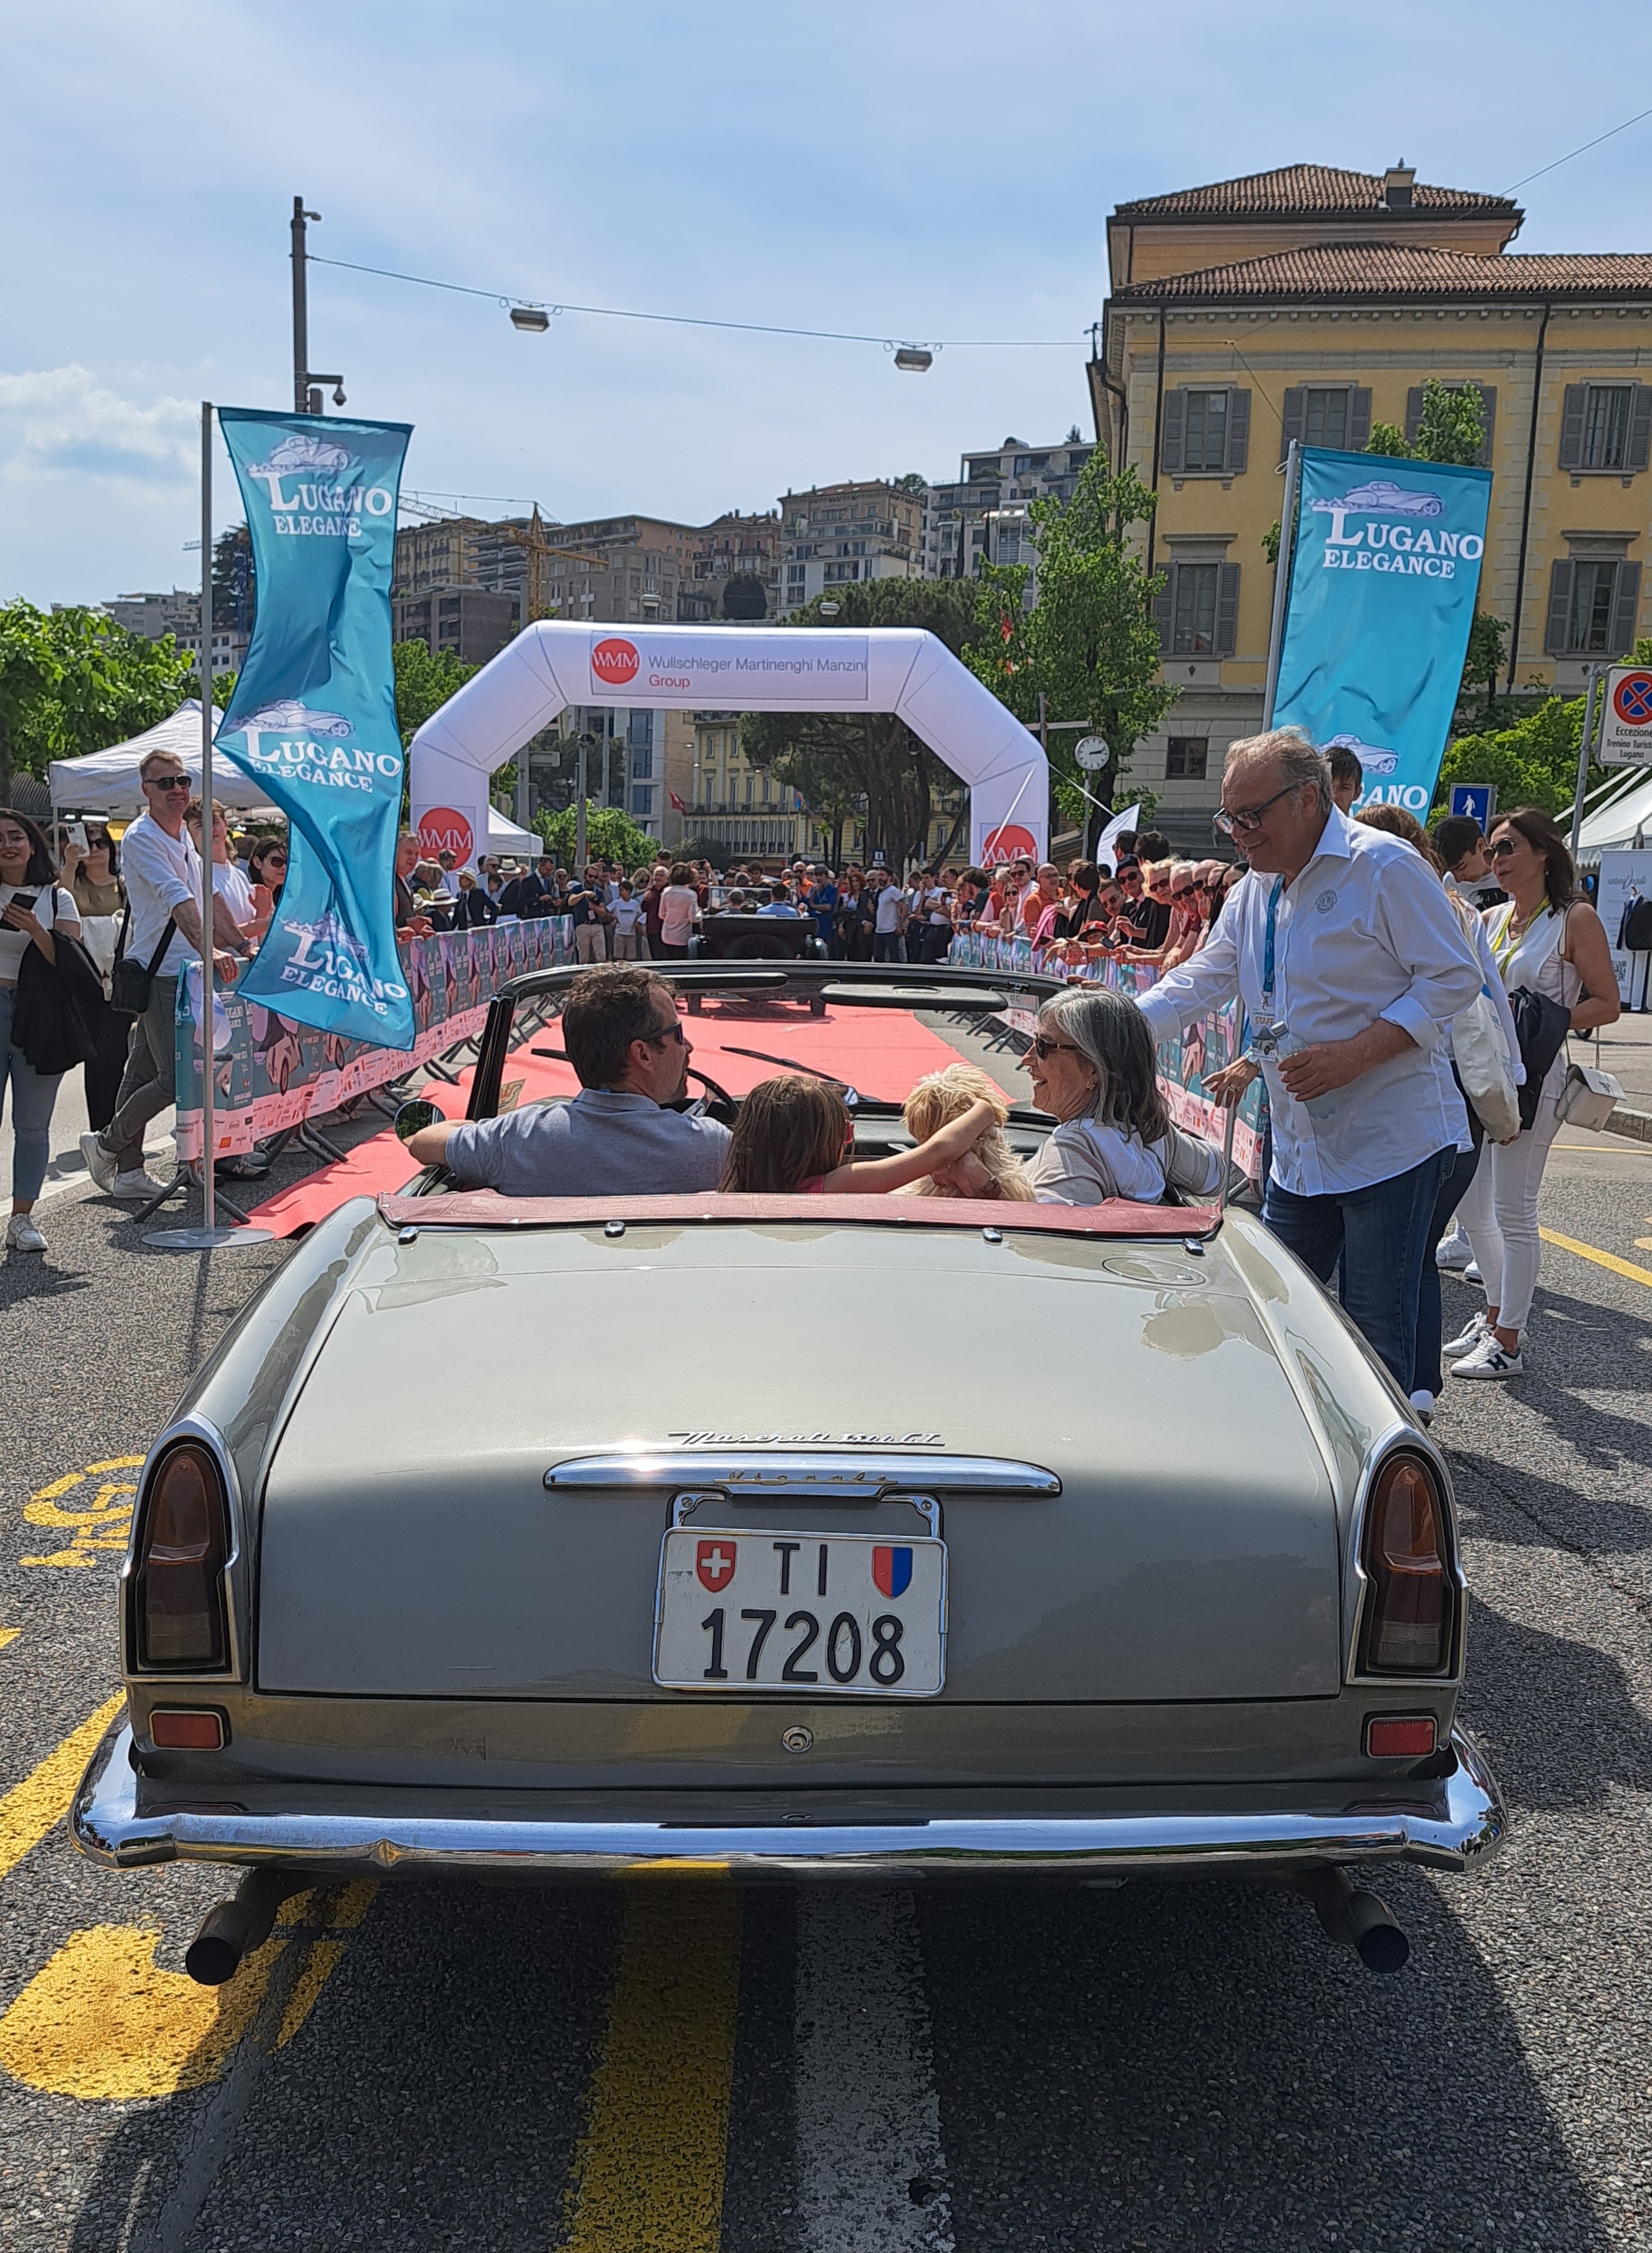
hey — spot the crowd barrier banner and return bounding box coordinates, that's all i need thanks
[947,931,1265,1182]
[1272,445,1491,817]
[214,408,417,1049]
[175,917,573,1163]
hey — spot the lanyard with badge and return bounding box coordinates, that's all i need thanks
[1245,878,1300,1061]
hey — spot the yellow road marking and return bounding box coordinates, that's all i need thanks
[0,1629,18,1652]
[563,1886,742,2253]
[0,1925,283,2098]
[19,1455,144,1571]
[1540,1226,1652,1290]
[0,1695,124,1883]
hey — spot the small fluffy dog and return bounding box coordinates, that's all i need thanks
[899,1063,1033,1199]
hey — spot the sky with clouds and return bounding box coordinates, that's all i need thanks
[5,0,1651,606]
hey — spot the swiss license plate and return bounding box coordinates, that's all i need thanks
[653,1528,946,1697]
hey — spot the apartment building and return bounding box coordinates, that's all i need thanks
[921,435,1094,588]
[776,480,923,615]
[536,514,699,626]
[1089,161,1652,843]
[101,590,246,683]
[391,586,517,666]
[678,510,783,621]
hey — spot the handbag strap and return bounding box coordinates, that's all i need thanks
[142,913,177,980]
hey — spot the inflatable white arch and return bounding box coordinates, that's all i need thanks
[408,620,1047,871]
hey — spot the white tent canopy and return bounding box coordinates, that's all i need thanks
[47,702,280,820]
[1576,771,1652,855]
[487,805,538,853]
[409,621,1048,870]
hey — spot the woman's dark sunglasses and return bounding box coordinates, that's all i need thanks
[1029,1034,1082,1060]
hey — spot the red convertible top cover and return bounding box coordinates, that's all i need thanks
[376,1190,1222,1237]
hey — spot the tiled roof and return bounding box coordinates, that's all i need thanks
[1112,242,1652,304]
[1114,165,1517,222]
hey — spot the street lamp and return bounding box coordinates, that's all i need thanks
[290,196,346,413]
[510,306,551,333]
[893,345,933,373]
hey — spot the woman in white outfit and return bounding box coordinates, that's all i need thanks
[1451,808,1619,1379]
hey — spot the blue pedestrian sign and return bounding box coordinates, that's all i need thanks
[1449,783,1497,828]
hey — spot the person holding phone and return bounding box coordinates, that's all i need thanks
[58,821,129,1134]
[1,807,83,1252]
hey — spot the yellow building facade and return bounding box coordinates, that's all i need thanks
[1089,163,1652,846]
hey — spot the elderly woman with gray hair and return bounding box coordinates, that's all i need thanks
[1020,984,1225,1205]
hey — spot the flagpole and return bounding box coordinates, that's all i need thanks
[1262,440,1301,729]
[147,404,271,1249]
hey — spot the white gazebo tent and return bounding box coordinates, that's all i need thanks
[486,805,539,855]
[1575,770,1652,857]
[48,701,280,820]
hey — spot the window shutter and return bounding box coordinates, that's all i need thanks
[1152,568,1176,653]
[1543,560,1575,654]
[1224,389,1250,475]
[1349,387,1373,449]
[1404,387,1424,446]
[1280,387,1306,464]
[1626,384,1652,473]
[1214,564,1241,656]
[1558,385,1588,470]
[1609,560,1642,654]
[1159,388,1186,476]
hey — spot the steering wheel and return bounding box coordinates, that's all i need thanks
[679,1061,738,1120]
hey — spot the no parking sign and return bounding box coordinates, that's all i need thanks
[1599,666,1652,766]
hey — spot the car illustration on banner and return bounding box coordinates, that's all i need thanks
[1310,480,1445,520]
[240,701,355,739]
[1324,733,1400,776]
[250,433,354,479]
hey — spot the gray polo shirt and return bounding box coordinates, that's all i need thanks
[443,1088,730,1196]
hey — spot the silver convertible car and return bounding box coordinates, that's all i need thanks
[73,961,1504,1982]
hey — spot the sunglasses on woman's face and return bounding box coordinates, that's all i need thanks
[1029,1034,1083,1060]
[1486,837,1519,859]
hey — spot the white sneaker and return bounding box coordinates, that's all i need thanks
[5,1214,45,1253]
[110,1167,168,1201]
[1435,1230,1473,1271]
[79,1130,119,1194]
[1464,1260,1483,1285]
[1443,1310,1489,1359]
[1451,1333,1524,1380]
[1408,1389,1436,1426]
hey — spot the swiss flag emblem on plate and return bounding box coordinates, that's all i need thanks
[696,1538,738,1593]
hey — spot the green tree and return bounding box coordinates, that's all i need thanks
[964,454,1178,831]
[1462,610,1510,723]
[532,801,656,870]
[0,600,196,800]
[1437,695,1592,819]
[1363,380,1487,469]
[392,639,478,751]
[212,522,255,636]
[893,473,929,495]
[741,579,979,870]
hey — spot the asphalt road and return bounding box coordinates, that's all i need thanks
[2,1126,1650,2252]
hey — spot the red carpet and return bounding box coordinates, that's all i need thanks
[245,998,975,1237]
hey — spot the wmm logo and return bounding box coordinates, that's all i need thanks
[591,637,639,687]
[417,807,474,861]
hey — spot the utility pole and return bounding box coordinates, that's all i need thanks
[290,196,345,415]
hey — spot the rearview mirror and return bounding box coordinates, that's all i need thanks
[394,1098,441,1145]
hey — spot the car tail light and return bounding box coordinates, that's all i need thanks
[1366,1715,1436,1759]
[135,1444,231,1671]
[149,1708,227,1750]
[1359,1453,1453,1676]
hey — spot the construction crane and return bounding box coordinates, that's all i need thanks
[398,493,608,623]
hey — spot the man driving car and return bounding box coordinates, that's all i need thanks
[406,966,730,1193]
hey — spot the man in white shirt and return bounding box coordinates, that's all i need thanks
[81,750,246,1200]
[871,877,908,964]
[1137,730,1482,1389]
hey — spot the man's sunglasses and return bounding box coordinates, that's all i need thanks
[645,1018,687,1047]
[147,774,192,793]
[1213,781,1297,838]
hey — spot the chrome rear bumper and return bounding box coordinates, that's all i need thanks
[72,1725,1506,1879]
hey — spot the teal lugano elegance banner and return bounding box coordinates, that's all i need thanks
[214,408,416,1047]
[1272,446,1492,816]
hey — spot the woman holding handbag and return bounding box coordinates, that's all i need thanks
[0,807,84,1253]
[1450,807,1620,1381]
[59,823,129,1132]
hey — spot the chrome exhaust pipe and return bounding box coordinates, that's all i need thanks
[1292,1865,1410,1975]
[185,1868,307,1986]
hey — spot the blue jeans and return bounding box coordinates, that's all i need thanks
[0,982,66,1205]
[1263,1147,1454,1393]
[1413,1134,1483,1397]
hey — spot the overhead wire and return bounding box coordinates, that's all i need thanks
[307,254,1082,350]
[1504,101,1652,194]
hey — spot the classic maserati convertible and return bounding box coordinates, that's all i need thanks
[73,961,1504,1983]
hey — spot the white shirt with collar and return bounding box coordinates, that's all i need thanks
[119,811,202,978]
[1136,807,1481,1197]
